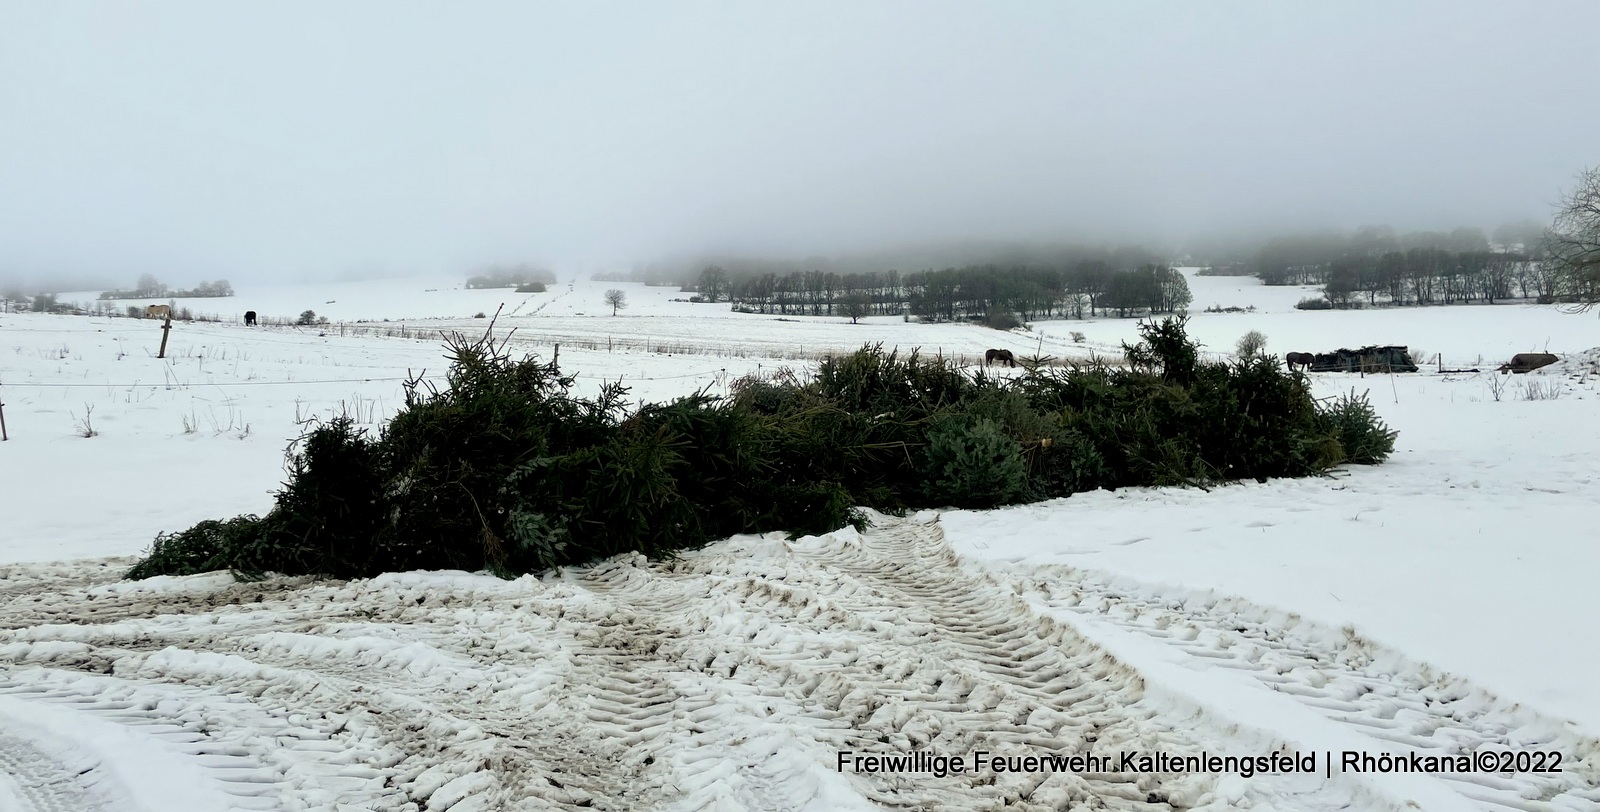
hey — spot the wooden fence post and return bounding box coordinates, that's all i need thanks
[158,315,172,358]
[0,394,8,440]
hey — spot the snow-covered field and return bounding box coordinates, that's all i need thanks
[2,271,1598,810]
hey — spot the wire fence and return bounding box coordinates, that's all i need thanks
[5,308,1132,393]
[0,366,744,390]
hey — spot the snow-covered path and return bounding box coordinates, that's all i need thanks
[3,518,1595,811]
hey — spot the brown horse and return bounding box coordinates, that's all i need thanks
[1285,351,1314,372]
[984,348,1016,368]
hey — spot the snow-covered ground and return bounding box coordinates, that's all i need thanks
[56,277,556,325]
[2,271,1598,810]
[1035,272,1600,368]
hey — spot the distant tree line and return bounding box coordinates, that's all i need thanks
[98,274,234,300]
[465,264,556,290]
[14,293,221,322]
[689,260,1191,322]
[1227,223,1574,308]
[1312,249,1554,307]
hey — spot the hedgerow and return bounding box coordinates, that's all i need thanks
[129,317,1396,580]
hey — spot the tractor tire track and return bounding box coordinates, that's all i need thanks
[0,518,1426,811]
[0,723,114,812]
[0,668,397,811]
[566,518,1373,811]
[1007,564,1600,812]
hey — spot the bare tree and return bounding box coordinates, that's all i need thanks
[135,274,166,297]
[1235,329,1267,360]
[842,292,872,324]
[1544,167,1600,310]
[696,265,729,302]
[604,289,627,316]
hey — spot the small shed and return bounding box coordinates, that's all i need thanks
[1310,346,1418,373]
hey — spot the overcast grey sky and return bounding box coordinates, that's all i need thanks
[2,1,1597,284]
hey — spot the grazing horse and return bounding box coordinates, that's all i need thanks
[1285,351,1315,372]
[244,310,257,326]
[145,304,173,320]
[984,348,1017,368]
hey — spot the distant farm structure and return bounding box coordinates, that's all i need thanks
[1309,346,1419,373]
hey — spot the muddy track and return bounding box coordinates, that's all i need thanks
[0,568,324,632]
[0,518,1461,811]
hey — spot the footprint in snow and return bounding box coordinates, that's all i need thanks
[1243,521,1273,528]
[1112,537,1150,546]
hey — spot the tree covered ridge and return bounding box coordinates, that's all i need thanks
[694,262,1192,321]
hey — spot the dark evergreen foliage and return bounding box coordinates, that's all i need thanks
[1319,390,1399,465]
[125,516,265,580]
[129,318,1396,581]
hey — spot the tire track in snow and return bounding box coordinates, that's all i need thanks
[0,558,132,608]
[0,520,1425,811]
[0,569,320,632]
[0,668,395,811]
[3,567,712,810]
[111,578,672,811]
[1007,565,1600,811]
[0,724,113,812]
[567,517,1374,811]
